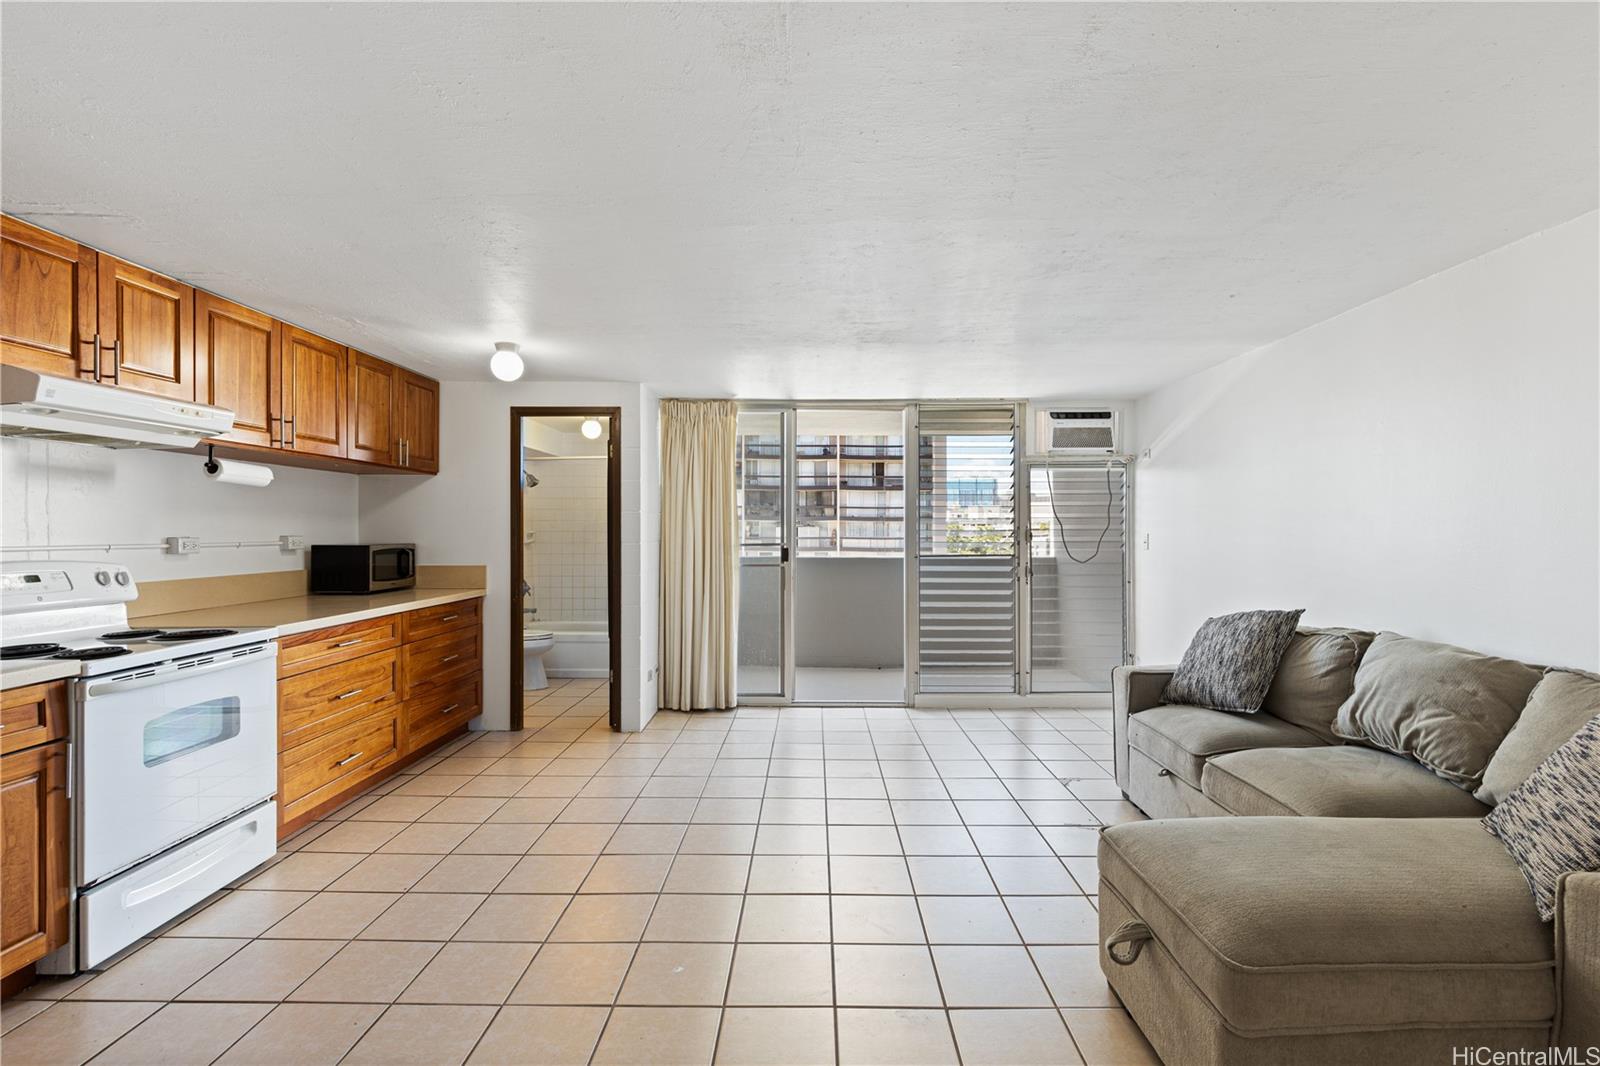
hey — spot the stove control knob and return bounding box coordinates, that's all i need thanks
[94,570,111,586]
[114,571,131,586]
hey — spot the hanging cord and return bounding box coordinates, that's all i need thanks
[1043,461,1115,564]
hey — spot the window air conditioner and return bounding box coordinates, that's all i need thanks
[1034,407,1118,455]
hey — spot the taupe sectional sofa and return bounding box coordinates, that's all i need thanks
[1100,630,1598,1065]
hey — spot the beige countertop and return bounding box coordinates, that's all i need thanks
[0,659,84,690]
[131,587,487,638]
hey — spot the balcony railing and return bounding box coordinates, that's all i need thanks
[839,446,904,459]
[841,475,904,490]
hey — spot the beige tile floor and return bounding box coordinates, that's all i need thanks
[2,678,1159,1065]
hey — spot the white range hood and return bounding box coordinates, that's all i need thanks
[0,366,234,448]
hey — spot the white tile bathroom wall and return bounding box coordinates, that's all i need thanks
[524,457,609,624]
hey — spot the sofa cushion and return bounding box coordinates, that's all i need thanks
[1098,817,1555,1034]
[1484,713,1600,921]
[1262,627,1375,742]
[1201,746,1491,818]
[1477,669,1600,806]
[1331,632,1543,790]
[1160,609,1305,713]
[1125,705,1321,789]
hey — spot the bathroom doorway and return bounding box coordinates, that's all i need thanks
[509,407,622,731]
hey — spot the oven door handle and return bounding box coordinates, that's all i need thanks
[84,647,275,696]
[121,818,264,908]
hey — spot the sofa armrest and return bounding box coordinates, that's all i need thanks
[1556,870,1600,1051]
[1112,665,1176,793]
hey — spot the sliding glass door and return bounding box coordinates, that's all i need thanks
[735,409,792,701]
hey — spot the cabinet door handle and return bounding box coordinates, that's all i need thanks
[284,417,295,446]
[332,639,363,648]
[90,332,103,381]
[335,751,364,767]
[110,339,121,386]
[335,688,364,701]
[439,703,460,715]
[268,415,281,446]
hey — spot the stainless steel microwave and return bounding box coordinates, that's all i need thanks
[309,544,416,594]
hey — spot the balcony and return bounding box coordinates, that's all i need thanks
[840,475,904,490]
[839,445,904,459]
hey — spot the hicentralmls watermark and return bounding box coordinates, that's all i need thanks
[1452,1049,1600,1066]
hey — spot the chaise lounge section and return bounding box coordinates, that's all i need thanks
[1100,631,1599,1064]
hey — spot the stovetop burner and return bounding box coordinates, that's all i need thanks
[51,646,132,661]
[101,629,165,641]
[150,628,238,642]
[1,642,67,660]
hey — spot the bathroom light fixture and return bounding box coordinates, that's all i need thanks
[489,341,524,382]
[580,418,603,440]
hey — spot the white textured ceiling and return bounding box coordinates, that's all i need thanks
[3,3,1595,398]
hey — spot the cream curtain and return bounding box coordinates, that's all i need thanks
[659,399,739,710]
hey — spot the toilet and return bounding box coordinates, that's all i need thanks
[523,629,556,690]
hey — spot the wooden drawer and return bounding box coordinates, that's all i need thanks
[401,598,481,643]
[278,615,401,678]
[279,649,398,750]
[402,625,481,700]
[1,682,68,756]
[280,704,399,820]
[406,675,481,752]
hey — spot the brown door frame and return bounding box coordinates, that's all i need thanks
[509,406,624,731]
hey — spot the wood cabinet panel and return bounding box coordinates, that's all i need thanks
[279,650,399,751]
[195,292,279,447]
[281,324,346,458]
[97,254,195,400]
[278,616,401,678]
[400,598,481,644]
[402,625,481,700]
[0,217,96,380]
[0,683,68,757]
[407,675,481,752]
[280,706,399,822]
[398,371,440,473]
[1,740,68,978]
[347,350,398,465]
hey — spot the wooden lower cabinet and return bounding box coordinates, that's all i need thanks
[277,599,483,838]
[1,680,70,980]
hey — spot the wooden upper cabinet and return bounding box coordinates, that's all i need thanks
[1,739,69,978]
[195,293,280,448]
[1,216,97,380]
[398,371,440,473]
[347,350,398,465]
[98,254,195,400]
[281,324,347,458]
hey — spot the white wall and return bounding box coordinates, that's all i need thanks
[359,381,660,731]
[1,439,357,581]
[1133,212,1600,671]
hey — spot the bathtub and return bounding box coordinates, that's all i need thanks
[525,620,609,680]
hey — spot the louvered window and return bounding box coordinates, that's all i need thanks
[915,406,1020,693]
[1028,462,1128,692]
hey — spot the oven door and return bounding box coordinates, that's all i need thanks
[76,643,278,885]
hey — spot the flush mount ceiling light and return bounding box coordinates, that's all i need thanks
[488,341,524,382]
[580,418,603,440]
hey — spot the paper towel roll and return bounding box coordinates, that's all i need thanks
[204,458,275,488]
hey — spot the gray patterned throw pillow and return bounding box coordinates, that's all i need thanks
[1483,712,1600,921]
[1159,609,1306,713]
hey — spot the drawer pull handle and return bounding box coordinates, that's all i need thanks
[440,614,458,622]
[335,751,364,767]
[333,639,363,648]
[440,703,460,715]
[440,654,460,664]
[335,688,364,701]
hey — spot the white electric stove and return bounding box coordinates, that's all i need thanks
[1,561,280,971]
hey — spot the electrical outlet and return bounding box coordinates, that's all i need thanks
[1142,533,1151,550]
[164,536,200,555]
[279,534,306,550]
